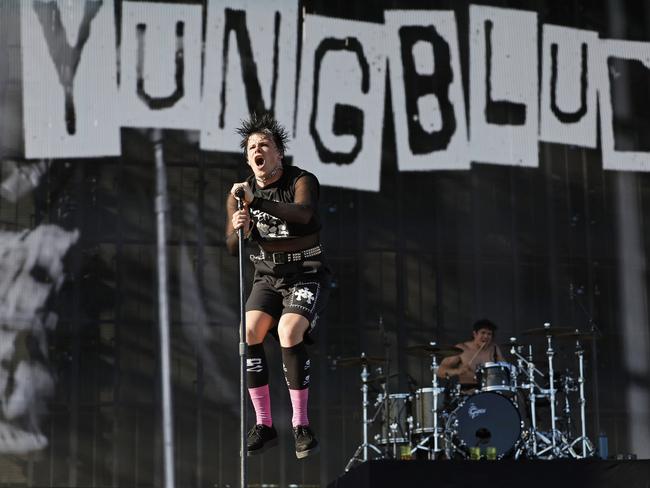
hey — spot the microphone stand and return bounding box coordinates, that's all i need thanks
[569,285,602,440]
[236,193,248,488]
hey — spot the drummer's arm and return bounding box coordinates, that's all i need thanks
[437,355,466,378]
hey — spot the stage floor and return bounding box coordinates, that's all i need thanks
[327,459,650,488]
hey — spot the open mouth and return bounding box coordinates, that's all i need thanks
[254,155,265,167]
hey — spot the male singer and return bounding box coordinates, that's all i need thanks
[226,112,331,459]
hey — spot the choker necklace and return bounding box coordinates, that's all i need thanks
[256,164,282,183]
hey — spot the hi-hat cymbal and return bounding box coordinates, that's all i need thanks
[555,330,600,341]
[336,355,386,367]
[405,344,463,359]
[522,326,575,337]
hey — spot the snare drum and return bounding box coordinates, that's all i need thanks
[475,362,516,394]
[378,393,411,445]
[413,387,446,434]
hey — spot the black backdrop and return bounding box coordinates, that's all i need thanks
[1,0,649,487]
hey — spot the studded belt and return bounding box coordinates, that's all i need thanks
[251,244,323,264]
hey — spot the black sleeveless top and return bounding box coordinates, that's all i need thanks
[246,165,321,242]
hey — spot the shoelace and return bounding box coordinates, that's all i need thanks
[295,426,311,438]
[250,424,266,438]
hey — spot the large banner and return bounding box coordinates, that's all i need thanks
[17,1,650,189]
[293,15,386,191]
[21,0,120,158]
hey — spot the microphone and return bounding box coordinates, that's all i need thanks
[234,186,245,210]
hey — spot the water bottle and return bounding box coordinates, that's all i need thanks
[598,432,608,459]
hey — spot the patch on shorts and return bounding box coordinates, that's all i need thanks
[288,281,320,315]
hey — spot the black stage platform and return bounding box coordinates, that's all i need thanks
[327,459,650,488]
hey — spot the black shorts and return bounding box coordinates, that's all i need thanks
[246,255,331,334]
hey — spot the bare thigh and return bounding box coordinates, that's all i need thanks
[276,313,310,347]
[246,310,276,345]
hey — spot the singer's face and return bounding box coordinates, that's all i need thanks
[473,328,494,345]
[246,133,282,179]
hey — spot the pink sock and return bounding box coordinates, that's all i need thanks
[289,388,309,427]
[248,385,272,427]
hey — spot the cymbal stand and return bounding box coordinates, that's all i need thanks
[518,344,542,458]
[569,338,594,458]
[559,372,574,436]
[509,340,545,379]
[410,348,444,459]
[345,355,383,472]
[509,341,546,458]
[536,324,566,458]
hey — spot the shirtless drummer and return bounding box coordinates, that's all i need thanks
[437,319,504,390]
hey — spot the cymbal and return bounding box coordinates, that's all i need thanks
[405,344,463,359]
[555,330,600,341]
[522,326,575,337]
[501,339,523,349]
[336,355,386,367]
[363,372,398,384]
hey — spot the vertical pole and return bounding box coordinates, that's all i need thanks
[578,344,589,457]
[236,200,248,488]
[361,362,369,462]
[545,328,557,455]
[528,349,538,457]
[431,352,439,456]
[153,129,176,488]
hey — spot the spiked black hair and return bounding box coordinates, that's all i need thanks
[236,112,290,158]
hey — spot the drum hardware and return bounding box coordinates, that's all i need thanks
[523,344,543,457]
[519,324,593,459]
[344,353,385,472]
[508,339,556,459]
[404,343,463,359]
[558,331,595,458]
[363,370,398,386]
[556,371,578,437]
[508,339,541,457]
[508,337,545,379]
[336,355,387,367]
[405,342,462,459]
[522,325,575,337]
[343,327,598,466]
[520,323,565,457]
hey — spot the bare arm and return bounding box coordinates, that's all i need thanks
[437,354,463,378]
[225,194,253,256]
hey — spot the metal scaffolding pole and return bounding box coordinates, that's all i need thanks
[153,129,176,488]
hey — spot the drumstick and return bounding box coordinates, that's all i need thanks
[467,341,486,368]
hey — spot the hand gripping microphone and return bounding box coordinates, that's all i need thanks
[234,187,245,210]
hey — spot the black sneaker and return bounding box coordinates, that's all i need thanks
[293,425,320,459]
[247,424,278,456]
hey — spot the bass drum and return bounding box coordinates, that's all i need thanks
[445,391,521,459]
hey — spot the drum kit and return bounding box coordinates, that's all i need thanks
[342,323,597,471]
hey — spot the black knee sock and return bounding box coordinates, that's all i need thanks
[247,343,269,388]
[281,342,310,390]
